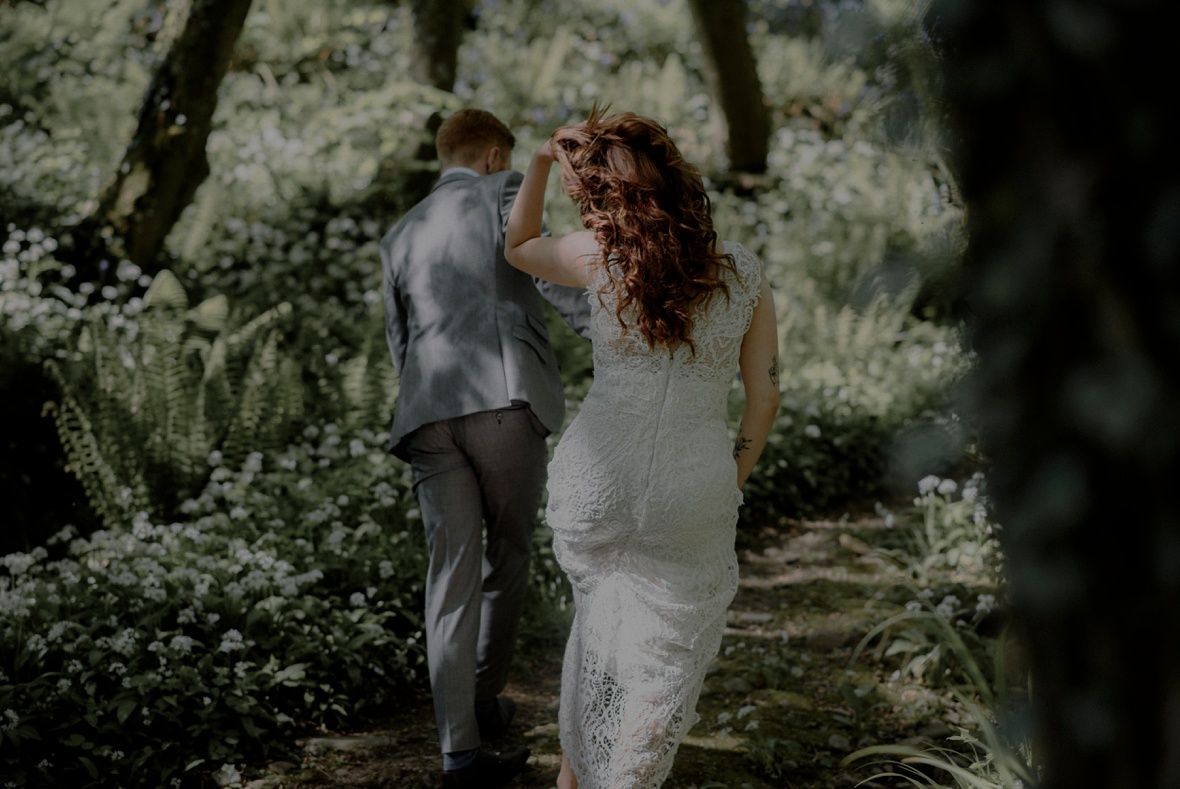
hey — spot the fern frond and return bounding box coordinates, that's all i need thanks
[43,362,140,528]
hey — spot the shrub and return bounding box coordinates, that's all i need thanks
[738,301,969,521]
[0,428,426,788]
[0,226,104,553]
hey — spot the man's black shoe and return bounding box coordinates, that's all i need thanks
[439,746,530,789]
[475,696,517,741]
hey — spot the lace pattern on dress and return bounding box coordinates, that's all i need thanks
[547,241,763,788]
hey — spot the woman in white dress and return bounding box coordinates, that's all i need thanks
[505,109,780,789]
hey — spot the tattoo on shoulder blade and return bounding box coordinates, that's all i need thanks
[733,436,752,459]
[769,355,779,386]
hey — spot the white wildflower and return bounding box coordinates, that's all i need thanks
[218,629,244,653]
[170,635,195,653]
[918,475,940,495]
[937,479,958,496]
[936,595,961,619]
[25,634,47,657]
[110,628,138,656]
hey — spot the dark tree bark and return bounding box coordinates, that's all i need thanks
[383,0,466,212]
[933,0,1180,786]
[409,0,465,92]
[76,0,254,273]
[685,0,770,173]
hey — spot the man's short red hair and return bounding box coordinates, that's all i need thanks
[436,109,516,165]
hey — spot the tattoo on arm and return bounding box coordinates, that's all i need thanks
[733,436,752,459]
[769,355,779,386]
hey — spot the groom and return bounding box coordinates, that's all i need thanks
[380,109,589,789]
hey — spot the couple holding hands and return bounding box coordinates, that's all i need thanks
[380,107,779,789]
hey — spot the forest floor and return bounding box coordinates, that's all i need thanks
[244,516,971,789]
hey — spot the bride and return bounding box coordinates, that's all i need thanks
[505,109,780,788]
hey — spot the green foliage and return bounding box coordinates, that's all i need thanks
[0,0,151,215]
[876,473,1002,586]
[0,1,978,783]
[0,226,103,553]
[0,429,425,788]
[737,298,968,520]
[44,271,304,527]
[846,724,1038,789]
[853,475,1003,691]
[840,474,1037,789]
[704,115,968,521]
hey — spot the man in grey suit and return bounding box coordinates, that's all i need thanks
[380,109,589,789]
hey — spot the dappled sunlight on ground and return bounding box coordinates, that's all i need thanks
[277,515,984,788]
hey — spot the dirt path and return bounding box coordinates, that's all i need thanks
[270,517,946,788]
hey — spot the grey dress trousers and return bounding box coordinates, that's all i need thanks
[380,167,590,753]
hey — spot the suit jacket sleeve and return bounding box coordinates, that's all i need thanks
[380,233,409,374]
[498,171,594,341]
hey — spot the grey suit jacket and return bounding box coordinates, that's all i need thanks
[381,168,590,460]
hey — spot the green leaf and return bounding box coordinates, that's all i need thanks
[273,663,307,684]
[63,733,89,748]
[116,698,137,724]
[241,717,261,738]
[143,270,188,310]
[188,293,229,333]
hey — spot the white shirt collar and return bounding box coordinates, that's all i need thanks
[441,166,481,179]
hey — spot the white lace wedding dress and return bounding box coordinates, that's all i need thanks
[545,241,763,788]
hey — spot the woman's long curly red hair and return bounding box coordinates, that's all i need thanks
[551,108,735,353]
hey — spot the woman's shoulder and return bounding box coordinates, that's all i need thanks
[720,240,763,293]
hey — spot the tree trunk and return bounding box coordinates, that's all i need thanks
[78,0,253,273]
[933,0,1180,786]
[685,0,770,173]
[409,0,465,92]
[388,0,466,211]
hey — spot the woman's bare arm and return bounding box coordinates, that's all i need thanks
[505,143,597,287]
[734,273,780,490]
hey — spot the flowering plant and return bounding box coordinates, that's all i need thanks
[0,429,426,787]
